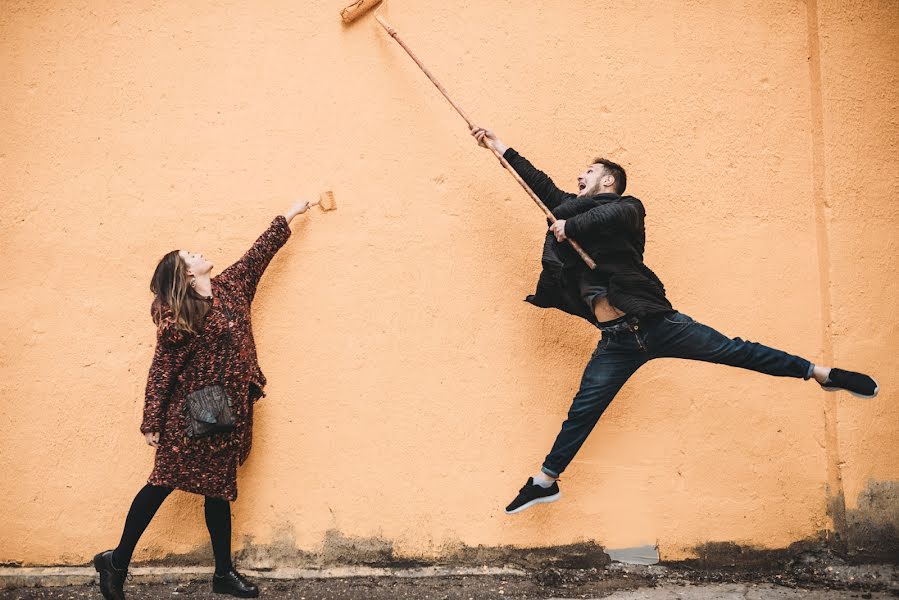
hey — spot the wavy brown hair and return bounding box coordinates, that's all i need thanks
[150,250,211,334]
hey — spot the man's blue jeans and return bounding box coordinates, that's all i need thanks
[541,312,814,478]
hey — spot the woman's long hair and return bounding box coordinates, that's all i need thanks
[150,250,211,334]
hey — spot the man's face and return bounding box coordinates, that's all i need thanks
[577,163,610,197]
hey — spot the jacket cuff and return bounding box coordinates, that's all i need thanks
[140,418,160,435]
[270,215,292,249]
[273,214,291,235]
[503,147,519,161]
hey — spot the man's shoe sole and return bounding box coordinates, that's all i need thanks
[505,491,561,515]
[821,377,880,399]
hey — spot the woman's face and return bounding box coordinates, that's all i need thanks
[179,250,213,278]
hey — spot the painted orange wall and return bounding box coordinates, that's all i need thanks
[815,0,899,550]
[1,0,895,565]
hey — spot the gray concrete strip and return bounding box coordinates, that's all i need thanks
[550,583,896,599]
[0,565,527,590]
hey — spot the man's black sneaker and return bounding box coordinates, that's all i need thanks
[505,477,561,514]
[93,550,127,600]
[820,368,879,399]
[213,568,259,598]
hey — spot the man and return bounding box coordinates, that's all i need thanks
[470,127,879,515]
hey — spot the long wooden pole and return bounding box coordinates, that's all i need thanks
[375,15,597,270]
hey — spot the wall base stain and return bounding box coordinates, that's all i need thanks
[133,478,899,572]
[229,529,611,571]
[680,538,843,570]
[683,481,899,569]
[434,540,611,570]
[131,545,221,568]
[844,480,899,563]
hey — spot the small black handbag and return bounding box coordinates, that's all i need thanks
[185,303,236,439]
[185,385,235,438]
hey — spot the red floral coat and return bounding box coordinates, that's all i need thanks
[141,216,291,500]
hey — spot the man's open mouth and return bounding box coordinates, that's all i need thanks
[578,182,586,191]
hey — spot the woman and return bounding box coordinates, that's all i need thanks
[94,201,310,599]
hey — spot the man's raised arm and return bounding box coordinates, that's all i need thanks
[471,127,576,212]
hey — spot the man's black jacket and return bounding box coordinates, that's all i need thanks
[503,148,673,325]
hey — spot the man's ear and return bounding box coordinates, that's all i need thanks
[601,174,615,189]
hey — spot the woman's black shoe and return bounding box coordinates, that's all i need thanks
[213,568,259,598]
[93,550,127,600]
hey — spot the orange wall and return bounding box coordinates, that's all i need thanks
[815,0,899,552]
[1,0,896,565]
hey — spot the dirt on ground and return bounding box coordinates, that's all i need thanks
[2,559,897,600]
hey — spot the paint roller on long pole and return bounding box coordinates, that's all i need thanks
[341,0,597,270]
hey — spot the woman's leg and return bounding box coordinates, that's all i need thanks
[206,496,259,597]
[204,496,233,575]
[112,484,173,568]
[95,484,172,600]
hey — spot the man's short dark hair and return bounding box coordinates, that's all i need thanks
[593,157,626,195]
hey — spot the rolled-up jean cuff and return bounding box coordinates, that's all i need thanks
[541,466,560,478]
[804,362,815,380]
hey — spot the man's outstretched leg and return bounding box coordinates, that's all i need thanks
[649,312,878,398]
[505,323,648,514]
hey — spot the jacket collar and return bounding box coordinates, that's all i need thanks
[587,192,621,204]
[564,192,621,208]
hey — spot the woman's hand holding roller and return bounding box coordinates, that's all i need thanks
[283,200,311,224]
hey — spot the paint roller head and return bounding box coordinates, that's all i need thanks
[340,0,383,24]
[318,190,337,211]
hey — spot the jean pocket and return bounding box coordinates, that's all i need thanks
[591,336,611,358]
[663,312,694,326]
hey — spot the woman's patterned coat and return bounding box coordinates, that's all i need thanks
[141,216,291,500]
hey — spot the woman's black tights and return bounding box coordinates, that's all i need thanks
[111,484,233,575]
[204,493,232,575]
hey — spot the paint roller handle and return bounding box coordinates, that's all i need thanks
[375,16,596,270]
[376,15,476,129]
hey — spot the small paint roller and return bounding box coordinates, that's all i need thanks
[309,190,337,212]
[340,0,383,24]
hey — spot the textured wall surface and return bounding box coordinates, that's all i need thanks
[0,0,895,565]
[813,0,899,558]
